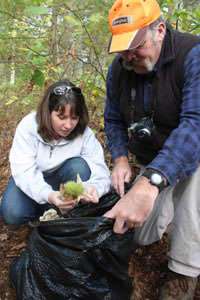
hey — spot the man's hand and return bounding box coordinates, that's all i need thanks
[104,176,159,234]
[112,156,132,196]
[48,191,76,211]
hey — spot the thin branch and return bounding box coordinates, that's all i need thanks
[0,9,50,30]
[25,45,49,57]
[188,24,200,33]
[67,52,106,82]
[63,4,106,82]
[0,36,47,40]
[175,1,182,30]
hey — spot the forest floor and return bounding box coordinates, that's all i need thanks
[0,107,200,300]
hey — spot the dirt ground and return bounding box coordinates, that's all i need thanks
[0,111,200,300]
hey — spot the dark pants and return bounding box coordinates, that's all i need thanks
[0,157,91,225]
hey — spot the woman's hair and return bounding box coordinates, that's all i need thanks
[36,79,89,141]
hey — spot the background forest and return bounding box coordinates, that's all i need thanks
[0,0,200,121]
[0,1,200,300]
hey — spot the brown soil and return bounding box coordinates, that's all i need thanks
[0,111,199,300]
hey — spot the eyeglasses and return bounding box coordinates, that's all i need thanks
[53,85,82,96]
[121,40,147,56]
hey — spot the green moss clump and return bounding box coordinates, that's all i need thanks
[63,181,84,199]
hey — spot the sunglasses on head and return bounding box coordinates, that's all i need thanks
[53,85,82,96]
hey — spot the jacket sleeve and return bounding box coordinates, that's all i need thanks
[104,64,129,160]
[80,128,111,198]
[9,116,53,204]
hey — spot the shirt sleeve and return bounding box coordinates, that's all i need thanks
[147,44,200,185]
[104,64,129,160]
[9,116,53,204]
[80,128,111,198]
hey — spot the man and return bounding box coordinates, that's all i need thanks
[104,0,200,299]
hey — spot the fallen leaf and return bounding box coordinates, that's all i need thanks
[0,233,8,242]
[10,241,26,251]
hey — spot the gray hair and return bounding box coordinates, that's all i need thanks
[149,16,165,31]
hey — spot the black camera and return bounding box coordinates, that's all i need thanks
[128,117,155,142]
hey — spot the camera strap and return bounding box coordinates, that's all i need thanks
[143,81,152,114]
[142,72,158,119]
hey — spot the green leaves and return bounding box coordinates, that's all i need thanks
[31,69,45,86]
[159,0,200,33]
[24,6,49,16]
[5,95,18,106]
[0,0,199,110]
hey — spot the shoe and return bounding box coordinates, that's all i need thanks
[159,270,198,300]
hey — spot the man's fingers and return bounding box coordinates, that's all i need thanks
[111,174,119,193]
[127,221,142,228]
[118,176,125,197]
[104,213,141,233]
[112,218,142,233]
[124,171,131,183]
[112,173,125,196]
[104,208,115,219]
[113,218,128,234]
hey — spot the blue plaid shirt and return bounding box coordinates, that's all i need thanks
[104,44,200,185]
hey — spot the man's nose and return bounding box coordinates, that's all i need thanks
[122,50,136,61]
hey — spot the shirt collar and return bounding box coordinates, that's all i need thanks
[155,23,176,71]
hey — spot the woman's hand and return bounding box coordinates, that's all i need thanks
[48,191,76,211]
[79,185,99,203]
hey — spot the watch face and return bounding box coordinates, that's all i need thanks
[151,173,163,185]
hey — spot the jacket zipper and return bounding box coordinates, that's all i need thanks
[49,145,54,158]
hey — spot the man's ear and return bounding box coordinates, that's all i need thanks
[156,22,166,42]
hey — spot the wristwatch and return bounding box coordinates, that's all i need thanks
[142,169,168,192]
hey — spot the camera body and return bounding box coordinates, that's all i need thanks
[129,117,155,142]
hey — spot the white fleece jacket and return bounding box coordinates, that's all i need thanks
[9,112,111,204]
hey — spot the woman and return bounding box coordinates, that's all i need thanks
[1,80,111,225]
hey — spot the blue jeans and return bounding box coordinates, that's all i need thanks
[0,157,91,225]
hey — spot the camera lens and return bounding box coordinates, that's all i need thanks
[137,128,152,139]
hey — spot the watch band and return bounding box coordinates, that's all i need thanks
[142,169,168,192]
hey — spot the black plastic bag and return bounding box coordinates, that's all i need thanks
[11,191,137,300]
